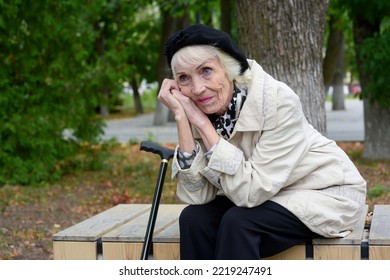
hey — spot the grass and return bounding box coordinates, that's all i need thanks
[107,88,158,120]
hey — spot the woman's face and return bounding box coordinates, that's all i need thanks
[174,56,234,115]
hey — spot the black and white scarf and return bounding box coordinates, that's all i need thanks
[209,84,248,140]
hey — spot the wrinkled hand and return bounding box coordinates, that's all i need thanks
[158,79,219,150]
[158,79,209,128]
[171,90,210,128]
[158,79,186,119]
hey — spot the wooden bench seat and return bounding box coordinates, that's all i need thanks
[312,205,368,260]
[52,203,390,260]
[101,204,186,260]
[368,205,390,260]
[52,204,151,259]
[52,204,186,260]
[262,205,368,260]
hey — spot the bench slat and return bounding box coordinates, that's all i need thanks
[53,241,97,260]
[368,205,390,260]
[102,204,186,260]
[153,218,181,243]
[312,205,368,260]
[52,204,151,241]
[102,204,186,242]
[369,205,390,245]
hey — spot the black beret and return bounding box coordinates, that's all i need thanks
[165,24,249,74]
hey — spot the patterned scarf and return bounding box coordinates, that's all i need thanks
[209,84,248,140]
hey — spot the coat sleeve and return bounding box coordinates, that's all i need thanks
[172,142,220,204]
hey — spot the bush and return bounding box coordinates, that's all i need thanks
[0,1,104,186]
[360,29,390,107]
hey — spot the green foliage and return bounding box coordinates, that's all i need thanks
[0,0,101,186]
[360,29,390,107]
[341,0,390,107]
[367,184,390,199]
[0,0,161,186]
[59,139,121,175]
[342,0,390,26]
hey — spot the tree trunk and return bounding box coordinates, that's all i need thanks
[131,78,143,114]
[220,0,232,35]
[323,15,344,96]
[353,15,390,160]
[331,33,346,111]
[362,99,390,159]
[99,88,110,118]
[154,8,191,125]
[94,23,110,117]
[235,0,329,134]
[154,11,177,126]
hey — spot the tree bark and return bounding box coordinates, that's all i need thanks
[235,0,329,134]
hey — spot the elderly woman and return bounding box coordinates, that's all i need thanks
[158,24,366,260]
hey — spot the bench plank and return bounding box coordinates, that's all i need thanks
[153,218,181,260]
[53,241,97,260]
[53,204,151,241]
[153,243,181,260]
[312,205,368,260]
[369,205,390,260]
[102,204,186,260]
[52,204,151,259]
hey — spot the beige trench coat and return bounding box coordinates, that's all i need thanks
[172,60,366,238]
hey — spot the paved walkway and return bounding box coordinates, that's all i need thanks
[102,99,364,144]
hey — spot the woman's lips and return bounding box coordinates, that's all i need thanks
[198,96,213,103]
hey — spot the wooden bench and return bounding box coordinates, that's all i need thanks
[262,205,368,260]
[52,204,390,260]
[368,205,390,260]
[52,204,185,260]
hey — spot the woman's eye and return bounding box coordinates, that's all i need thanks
[178,75,189,84]
[202,67,212,76]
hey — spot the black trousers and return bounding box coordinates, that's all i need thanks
[179,196,321,260]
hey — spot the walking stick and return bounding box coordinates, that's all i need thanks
[139,141,175,260]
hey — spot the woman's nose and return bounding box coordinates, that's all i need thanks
[191,78,206,95]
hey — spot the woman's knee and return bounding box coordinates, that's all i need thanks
[179,205,210,229]
[220,207,251,229]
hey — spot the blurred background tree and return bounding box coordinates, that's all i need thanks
[0,0,160,185]
[341,0,390,160]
